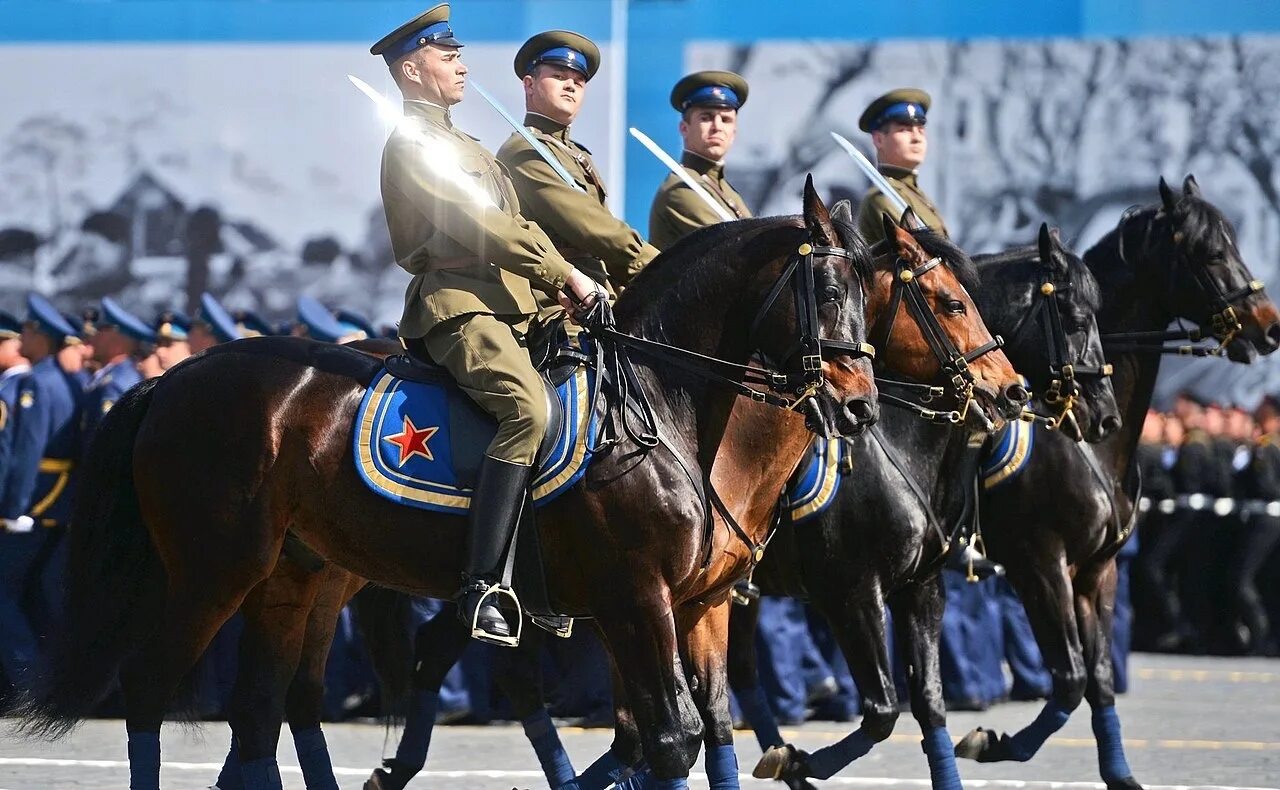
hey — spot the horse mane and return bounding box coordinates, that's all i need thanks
[617,215,874,341]
[858,223,979,293]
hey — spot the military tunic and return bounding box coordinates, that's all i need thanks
[648,151,751,252]
[380,100,576,465]
[856,164,950,246]
[0,356,82,527]
[496,113,657,291]
[81,357,142,440]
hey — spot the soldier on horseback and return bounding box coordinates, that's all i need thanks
[370,4,601,645]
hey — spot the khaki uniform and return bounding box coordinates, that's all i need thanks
[648,151,751,252]
[496,113,658,297]
[856,164,950,247]
[380,100,574,464]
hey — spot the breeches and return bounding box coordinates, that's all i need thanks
[422,313,548,466]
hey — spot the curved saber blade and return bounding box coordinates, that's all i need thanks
[829,131,919,225]
[347,75,495,209]
[629,127,735,222]
[471,81,586,193]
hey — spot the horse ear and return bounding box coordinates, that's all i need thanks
[1183,174,1201,197]
[802,174,838,246]
[1158,176,1179,212]
[883,213,919,261]
[881,212,899,248]
[1038,223,1066,274]
[830,199,854,226]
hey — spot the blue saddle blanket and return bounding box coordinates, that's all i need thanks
[979,417,1035,490]
[353,366,596,515]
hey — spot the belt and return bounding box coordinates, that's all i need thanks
[31,457,73,518]
[38,458,73,473]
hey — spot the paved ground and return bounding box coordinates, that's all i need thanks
[1,653,1277,789]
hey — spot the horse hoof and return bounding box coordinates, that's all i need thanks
[1107,778,1144,790]
[753,744,811,781]
[954,727,992,760]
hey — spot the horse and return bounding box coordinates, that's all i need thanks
[950,176,1280,790]
[15,182,943,790]
[187,200,1027,790]
[714,220,1121,790]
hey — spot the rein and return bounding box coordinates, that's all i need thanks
[1100,208,1266,357]
[871,254,1004,425]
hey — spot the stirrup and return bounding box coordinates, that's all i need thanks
[463,583,523,647]
[531,614,575,639]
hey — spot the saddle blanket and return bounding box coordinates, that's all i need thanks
[784,415,1036,524]
[353,366,596,515]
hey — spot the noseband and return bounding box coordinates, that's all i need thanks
[1102,208,1267,357]
[873,254,1005,424]
[1005,266,1112,432]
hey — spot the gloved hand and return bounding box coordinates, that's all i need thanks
[3,515,35,533]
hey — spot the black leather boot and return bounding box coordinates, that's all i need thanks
[456,455,532,646]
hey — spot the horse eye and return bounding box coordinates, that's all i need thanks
[946,299,966,314]
[822,285,841,303]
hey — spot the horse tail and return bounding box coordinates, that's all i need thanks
[13,377,164,737]
[351,584,416,721]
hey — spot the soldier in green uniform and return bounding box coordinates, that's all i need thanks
[855,88,951,244]
[648,71,752,251]
[371,4,600,644]
[496,31,658,303]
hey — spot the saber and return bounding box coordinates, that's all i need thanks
[347,75,495,209]
[829,131,919,225]
[629,127,735,222]
[471,81,586,193]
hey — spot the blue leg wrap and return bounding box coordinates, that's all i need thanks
[292,726,339,790]
[921,727,963,790]
[561,750,631,790]
[736,685,784,750]
[704,744,740,789]
[240,757,283,790]
[127,730,161,790]
[807,727,875,780]
[1006,700,1072,761]
[394,689,439,772]
[615,764,656,790]
[1092,705,1134,784]
[652,779,689,790]
[215,738,243,790]
[522,709,576,789]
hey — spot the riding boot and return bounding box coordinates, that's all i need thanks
[455,455,532,646]
[945,538,1004,581]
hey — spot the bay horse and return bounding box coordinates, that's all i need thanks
[735,219,1121,790]
[184,200,1025,790]
[952,176,1280,790]
[17,183,903,790]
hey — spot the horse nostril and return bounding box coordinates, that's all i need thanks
[1003,383,1030,406]
[1266,323,1280,348]
[1099,414,1122,437]
[846,397,878,426]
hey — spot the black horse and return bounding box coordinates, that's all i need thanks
[735,220,1121,790]
[954,176,1280,790]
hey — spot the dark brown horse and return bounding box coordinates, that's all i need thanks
[952,176,1280,790]
[17,183,892,790]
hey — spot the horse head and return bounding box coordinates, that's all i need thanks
[1152,174,1280,362]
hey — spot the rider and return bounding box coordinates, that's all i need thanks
[855,88,950,244]
[496,30,658,305]
[370,4,599,644]
[648,70,753,251]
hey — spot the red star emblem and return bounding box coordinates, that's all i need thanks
[383,415,439,467]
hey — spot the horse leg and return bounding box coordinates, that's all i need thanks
[218,557,324,790]
[120,579,260,790]
[593,601,702,790]
[565,662,649,790]
[955,549,1085,764]
[677,599,740,790]
[726,595,785,753]
[890,575,962,790]
[1078,558,1142,790]
[491,624,577,788]
[366,602,472,790]
[757,594,897,784]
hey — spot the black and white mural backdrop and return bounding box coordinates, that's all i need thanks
[689,35,1280,405]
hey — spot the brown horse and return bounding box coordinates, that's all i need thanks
[18,182,889,789]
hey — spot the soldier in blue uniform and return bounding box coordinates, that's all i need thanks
[82,297,153,441]
[296,296,368,343]
[189,293,248,353]
[0,310,37,689]
[139,310,193,379]
[1,295,85,645]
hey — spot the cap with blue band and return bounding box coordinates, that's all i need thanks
[514,31,601,81]
[681,85,740,111]
[197,292,244,344]
[669,71,750,113]
[872,101,927,129]
[26,293,81,346]
[100,297,157,344]
[370,4,463,64]
[858,87,932,133]
[154,310,191,342]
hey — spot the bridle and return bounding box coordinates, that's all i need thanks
[570,236,877,451]
[1004,262,1112,432]
[871,253,1005,425]
[1102,207,1266,357]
